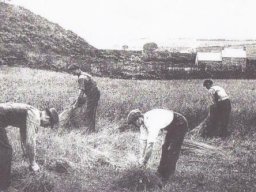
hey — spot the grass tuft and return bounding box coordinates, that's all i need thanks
[112,166,163,191]
[18,172,54,192]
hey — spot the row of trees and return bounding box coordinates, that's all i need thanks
[122,42,158,52]
[122,42,161,61]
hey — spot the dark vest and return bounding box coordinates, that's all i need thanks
[0,103,29,128]
[79,72,99,97]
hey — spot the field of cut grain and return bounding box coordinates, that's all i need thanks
[1,66,256,192]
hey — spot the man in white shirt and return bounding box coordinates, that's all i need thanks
[203,79,231,137]
[0,103,59,192]
[127,108,188,180]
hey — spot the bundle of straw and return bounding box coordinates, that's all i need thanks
[59,107,73,129]
[182,139,228,159]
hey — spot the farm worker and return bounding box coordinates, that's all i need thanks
[127,109,188,179]
[67,64,100,132]
[203,79,231,137]
[0,103,59,192]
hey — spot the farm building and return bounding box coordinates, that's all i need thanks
[196,46,223,53]
[195,52,222,71]
[222,48,247,72]
[196,48,247,72]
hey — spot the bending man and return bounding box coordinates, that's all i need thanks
[203,79,231,137]
[127,108,188,180]
[0,103,59,192]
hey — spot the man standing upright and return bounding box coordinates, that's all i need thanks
[127,108,188,180]
[0,102,59,192]
[68,64,100,132]
[203,79,231,137]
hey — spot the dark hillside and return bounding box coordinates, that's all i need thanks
[0,2,96,70]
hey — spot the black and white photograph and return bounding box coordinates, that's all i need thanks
[1,0,256,191]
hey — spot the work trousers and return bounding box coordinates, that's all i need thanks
[0,128,12,190]
[86,89,100,132]
[157,112,188,179]
[208,99,231,137]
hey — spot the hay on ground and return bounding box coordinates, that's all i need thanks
[182,139,228,159]
[112,166,163,191]
[59,98,89,131]
[18,172,54,192]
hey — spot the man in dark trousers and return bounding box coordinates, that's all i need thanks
[0,103,59,192]
[68,64,100,132]
[127,108,188,180]
[203,79,231,137]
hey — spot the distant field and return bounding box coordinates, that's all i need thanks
[2,65,256,134]
[1,66,256,192]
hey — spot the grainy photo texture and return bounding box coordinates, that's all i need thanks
[1,0,256,191]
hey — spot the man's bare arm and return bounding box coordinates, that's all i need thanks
[141,142,154,166]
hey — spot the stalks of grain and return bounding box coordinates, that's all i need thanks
[182,139,228,159]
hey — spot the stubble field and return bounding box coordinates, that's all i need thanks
[1,66,256,192]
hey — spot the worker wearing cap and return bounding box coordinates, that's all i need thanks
[0,103,59,192]
[67,64,100,132]
[127,109,188,180]
[203,79,231,137]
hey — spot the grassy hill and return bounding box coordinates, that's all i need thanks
[1,66,256,191]
[0,2,96,71]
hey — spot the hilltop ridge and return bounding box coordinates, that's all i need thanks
[0,2,96,70]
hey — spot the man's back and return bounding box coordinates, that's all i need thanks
[209,85,229,102]
[141,109,174,143]
[0,103,37,128]
[144,109,174,130]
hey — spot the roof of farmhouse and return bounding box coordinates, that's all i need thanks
[222,48,246,58]
[197,48,247,61]
[196,52,222,61]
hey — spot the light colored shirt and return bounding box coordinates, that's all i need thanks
[140,109,174,143]
[209,85,229,103]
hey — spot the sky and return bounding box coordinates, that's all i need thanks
[9,0,256,49]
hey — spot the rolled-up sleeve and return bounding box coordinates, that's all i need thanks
[21,109,40,165]
[140,125,148,141]
[208,88,217,104]
[147,126,161,143]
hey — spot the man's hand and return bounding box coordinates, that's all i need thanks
[139,157,144,165]
[71,104,77,110]
[29,162,40,172]
[138,158,146,168]
[72,100,79,109]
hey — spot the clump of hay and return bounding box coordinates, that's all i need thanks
[19,172,54,192]
[112,166,162,191]
[182,139,228,159]
[59,99,88,131]
[46,158,73,174]
[118,122,137,132]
